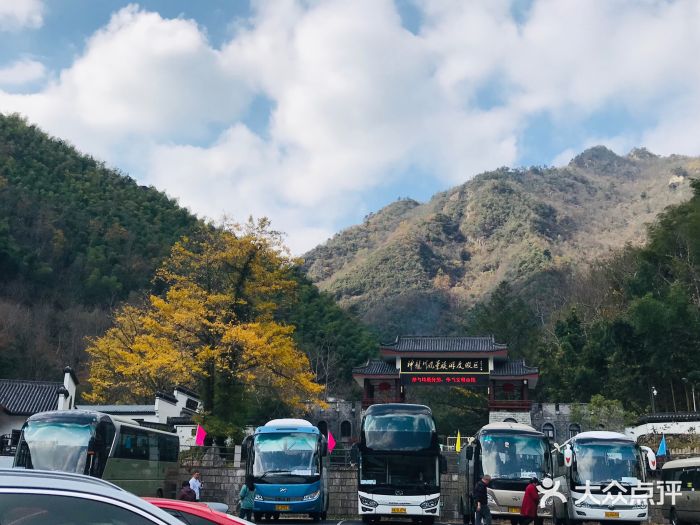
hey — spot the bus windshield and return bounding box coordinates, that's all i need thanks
[360,454,438,492]
[253,432,320,483]
[21,420,95,473]
[573,441,642,485]
[363,413,435,451]
[481,433,548,480]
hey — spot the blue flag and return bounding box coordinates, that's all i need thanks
[657,434,667,456]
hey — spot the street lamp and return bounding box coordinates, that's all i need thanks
[651,386,658,414]
[682,377,697,412]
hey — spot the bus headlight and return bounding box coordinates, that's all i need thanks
[304,490,320,501]
[359,495,379,508]
[254,494,263,501]
[573,499,590,508]
[487,494,496,505]
[632,502,647,510]
[420,497,440,509]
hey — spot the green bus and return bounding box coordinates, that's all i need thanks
[13,409,180,498]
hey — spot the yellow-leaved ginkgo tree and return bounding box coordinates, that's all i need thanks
[84,218,324,436]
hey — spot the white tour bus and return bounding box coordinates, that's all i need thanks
[461,422,553,525]
[551,431,656,525]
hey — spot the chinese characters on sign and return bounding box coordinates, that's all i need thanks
[400,357,488,373]
[399,358,489,386]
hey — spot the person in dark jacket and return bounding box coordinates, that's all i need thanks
[178,480,197,501]
[473,474,492,525]
[520,477,542,525]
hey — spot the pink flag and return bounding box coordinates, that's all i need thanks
[195,424,207,446]
[327,430,336,454]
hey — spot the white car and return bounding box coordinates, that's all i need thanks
[0,468,185,525]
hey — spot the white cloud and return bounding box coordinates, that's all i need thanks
[0,0,43,31]
[0,58,45,86]
[2,0,700,253]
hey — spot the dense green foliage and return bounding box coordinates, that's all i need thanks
[0,113,200,379]
[277,270,379,396]
[539,180,700,413]
[0,114,199,305]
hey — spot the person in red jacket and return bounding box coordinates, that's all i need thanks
[520,477,542,525]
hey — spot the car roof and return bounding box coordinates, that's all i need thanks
[145,498,243,523]
[0,468,124,491]
[0,469,182,524]
[661,457,700,470]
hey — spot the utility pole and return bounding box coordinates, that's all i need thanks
[651,386,657,414]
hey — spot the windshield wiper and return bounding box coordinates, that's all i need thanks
[260,470,292,478]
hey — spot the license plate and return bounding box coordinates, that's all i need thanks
[508,507,520,514]
[605,512,620,518]
[391,507,407,514]
[275,505,290,511]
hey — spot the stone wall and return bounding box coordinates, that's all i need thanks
[489,410,532,425]
[180,449,464,521]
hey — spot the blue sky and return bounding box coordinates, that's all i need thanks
[1,0,699,253]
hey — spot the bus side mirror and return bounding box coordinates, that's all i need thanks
[321,436,328,457]
[564,445,573,468]
[440,455,448,474]
[466,446,474,461]
[241,436,251,461]
[641,446,656,471]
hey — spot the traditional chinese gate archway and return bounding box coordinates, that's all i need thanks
[352,336,540,423]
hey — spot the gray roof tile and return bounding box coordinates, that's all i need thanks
[0,380,61,415]
[352,360,399,376]
[492,359,539,376]
[75,404,156,415]
[381,335,507,353]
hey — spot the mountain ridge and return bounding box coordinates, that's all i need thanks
[303,146,700,337]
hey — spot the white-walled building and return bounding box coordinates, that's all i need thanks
[0,367,78,441]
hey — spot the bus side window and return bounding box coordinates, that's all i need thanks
[149,434,160,461]
[158,435,179,462]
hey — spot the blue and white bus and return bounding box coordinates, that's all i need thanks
[243,419,329,522]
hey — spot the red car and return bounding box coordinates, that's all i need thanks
[145,498,251,525]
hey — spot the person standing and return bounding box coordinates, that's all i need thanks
[520,477,542,525]
[189,471,202,501]
[178,481,197,501]
[474,474,492,525]
[239,475,256,521]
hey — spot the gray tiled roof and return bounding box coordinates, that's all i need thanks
[381,336,507,353]
[0,379,61,415]
[492,359,539,376]
[352,360,399,376]
[75,404,156,415]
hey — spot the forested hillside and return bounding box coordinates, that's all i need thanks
[304,147,699,339]
[0,114,376,392]
[0,114,201,379]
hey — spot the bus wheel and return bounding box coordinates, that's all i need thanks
[421,518,435,525]
[321,511,327,520]
[265,513,273,521]
[254,513,263,522]
[272,513,280,521]
[362,518,371,524]
[156,488,163,498]
[310,512,321,522]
